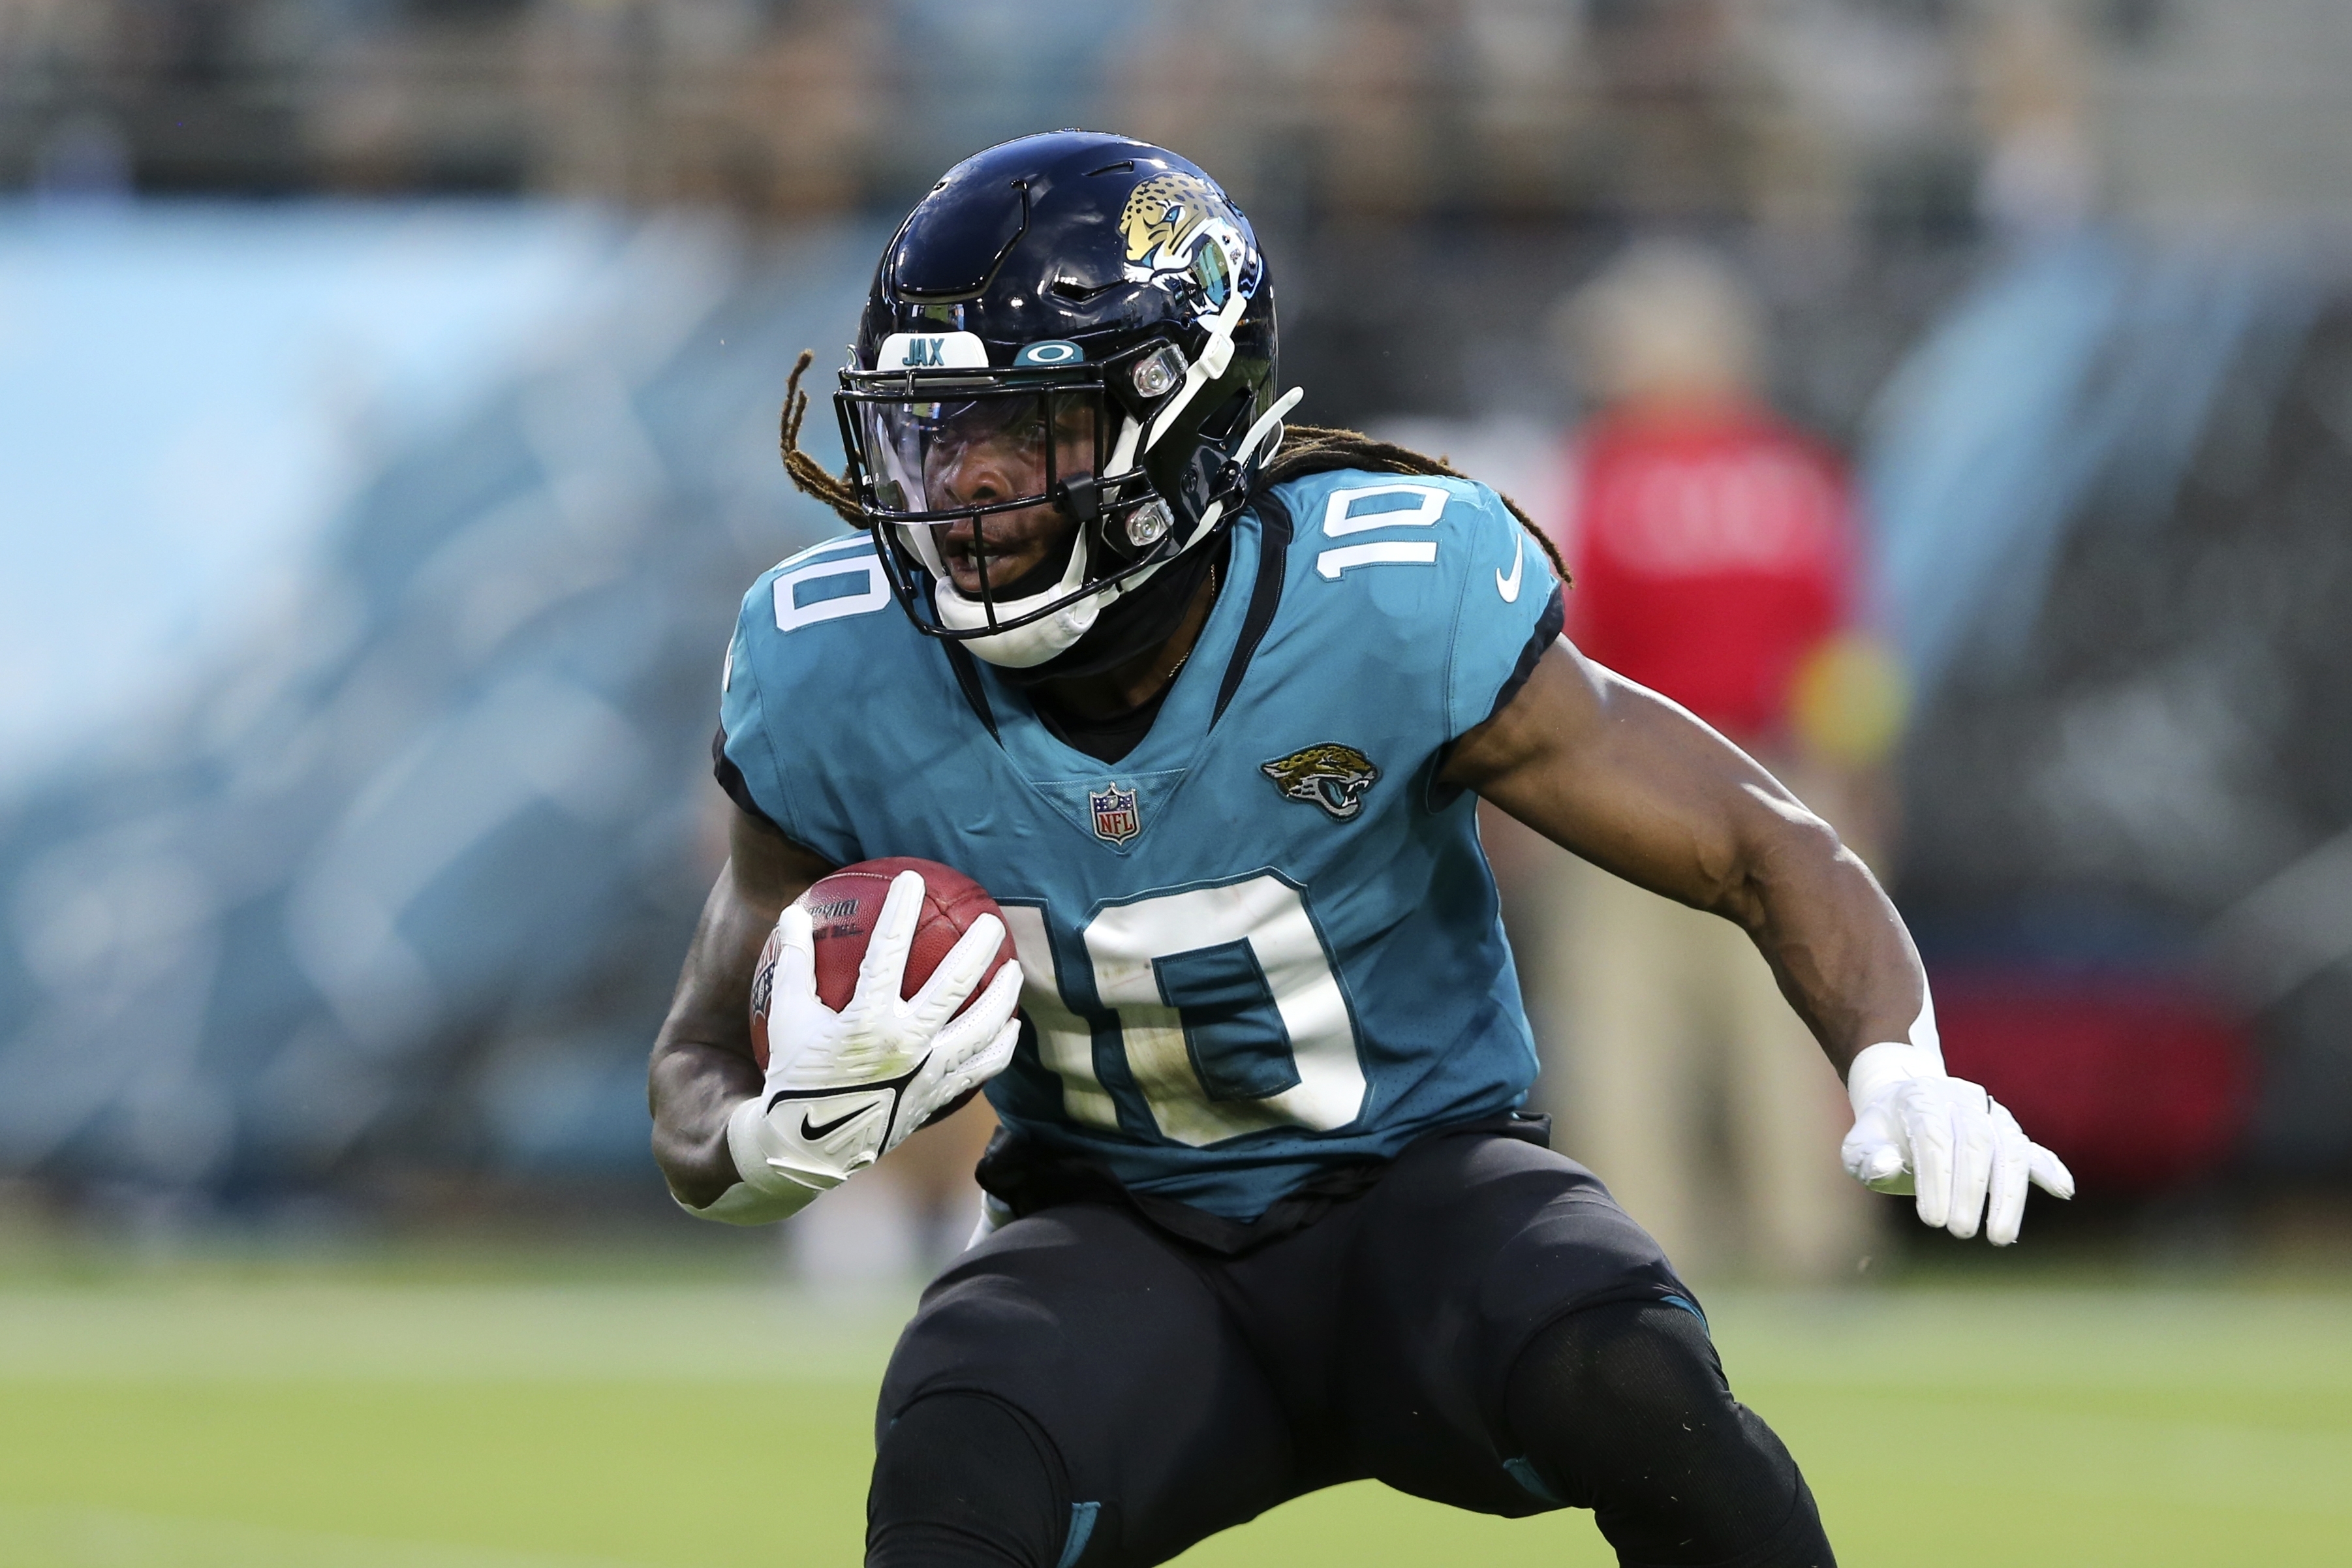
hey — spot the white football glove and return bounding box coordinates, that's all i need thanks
[1842,1037,2075,1246]
[695,869,1022,1225]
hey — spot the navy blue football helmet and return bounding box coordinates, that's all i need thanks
[836,131,1292,672]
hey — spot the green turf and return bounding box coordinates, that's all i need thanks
[0,1260,2345,1567]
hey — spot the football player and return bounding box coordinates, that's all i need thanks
[649,132,2072,1568]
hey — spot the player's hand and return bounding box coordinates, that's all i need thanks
[725,870,1022,1216]
[1839,1041,2074,1246]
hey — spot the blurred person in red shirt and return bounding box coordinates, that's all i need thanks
[1530,241,1902,1280]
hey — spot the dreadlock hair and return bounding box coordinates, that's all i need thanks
[776,348,1571,588]
[778,350,862,524]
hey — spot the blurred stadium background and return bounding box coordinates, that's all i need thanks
[2,3,2349,1565]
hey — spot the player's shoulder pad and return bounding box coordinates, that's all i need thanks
[730,530,918,675]
[722,530,935,744]
[1258,467,1558,740]
[1261,465,1538,603]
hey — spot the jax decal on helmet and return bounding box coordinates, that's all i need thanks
[831,131,1302,676]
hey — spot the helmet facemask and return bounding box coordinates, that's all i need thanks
[831,132,1293,671]
[839,338,1256,669]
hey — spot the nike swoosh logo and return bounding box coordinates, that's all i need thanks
[800,1102,879,1141]
[1496,529,1524,602]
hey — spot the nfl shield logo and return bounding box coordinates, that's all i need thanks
[1089,782,1141,846]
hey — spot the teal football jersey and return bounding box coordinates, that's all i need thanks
[719,469,1565,1220]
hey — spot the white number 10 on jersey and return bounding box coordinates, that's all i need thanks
[998,875,1369,1147]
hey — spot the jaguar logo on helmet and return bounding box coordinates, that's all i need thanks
[1121,173,1218,268]
[1261,744,1382,822]
[1120,172,1259,313]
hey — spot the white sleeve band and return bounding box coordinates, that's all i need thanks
[725,1091,843,1203]
[660,1097,833,1227]
[726,1093,781,1188]
[675,1180,814,1227]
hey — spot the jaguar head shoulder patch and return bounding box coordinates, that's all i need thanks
[1261,743,1381,822]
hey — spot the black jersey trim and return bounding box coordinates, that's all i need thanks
[1487,581,1567,728]
[711,725,783,832]
[1425,582,1566,812]
[711,725,834,859]
[1212,495,1292,728]
[941,639,1003,743]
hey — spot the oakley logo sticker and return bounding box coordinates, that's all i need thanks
[1014,340,1083,366]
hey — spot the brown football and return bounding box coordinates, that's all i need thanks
[749,857,1017,1069]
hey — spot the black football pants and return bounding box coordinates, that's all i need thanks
[866,1128,1833,1567]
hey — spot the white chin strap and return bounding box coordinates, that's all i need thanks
[928,405,1154,669]
[935,385,1303,669]
[933,525,1141,668]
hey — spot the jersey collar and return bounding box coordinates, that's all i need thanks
[980,508,1264,788]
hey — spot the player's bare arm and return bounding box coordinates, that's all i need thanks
[1446,636,2073,1244]
[647,807,831,1208]
[1445,637,1917,1071]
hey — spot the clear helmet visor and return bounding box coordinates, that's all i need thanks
[858,388,1098,520]
[855,388,1103,607]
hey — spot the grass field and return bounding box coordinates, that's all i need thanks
[0,1246,2345,1567]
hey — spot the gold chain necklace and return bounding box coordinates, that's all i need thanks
[1158,560,1218,687]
